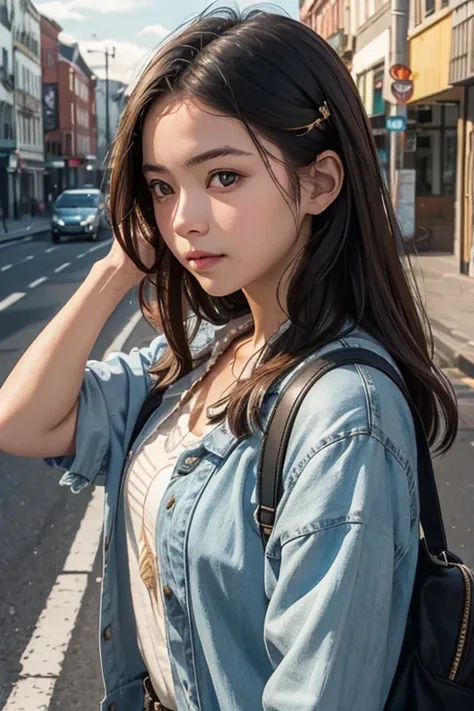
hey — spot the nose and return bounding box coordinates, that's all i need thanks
[171,189,209,239]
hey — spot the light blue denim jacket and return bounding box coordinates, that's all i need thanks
[45,317,419,711]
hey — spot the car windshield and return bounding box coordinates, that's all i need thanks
[55,192,100,208]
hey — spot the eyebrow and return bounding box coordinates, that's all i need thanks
[142,146,253,174]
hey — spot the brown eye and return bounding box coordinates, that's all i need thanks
[150,180,174,198]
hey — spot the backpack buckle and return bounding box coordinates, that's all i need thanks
[257,504,275,536]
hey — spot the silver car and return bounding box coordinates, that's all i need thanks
[51,189,107,243]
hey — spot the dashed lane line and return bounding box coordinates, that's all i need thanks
[53,262,71,274]
[0,292,26,312]
[29,277,49,289]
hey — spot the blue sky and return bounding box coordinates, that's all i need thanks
[35,0,298,84]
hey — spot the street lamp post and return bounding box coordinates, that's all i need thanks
[87,46,116,156]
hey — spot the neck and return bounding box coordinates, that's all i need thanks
[244,299,289,350]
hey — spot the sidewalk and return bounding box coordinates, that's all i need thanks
[0,215,51,244]
[412,253,474,378]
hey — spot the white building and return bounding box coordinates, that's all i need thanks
[12,0,44,215]
[0,0,15,218]
[350,0,393,187]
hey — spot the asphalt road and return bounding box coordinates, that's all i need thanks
[0,230,473,710]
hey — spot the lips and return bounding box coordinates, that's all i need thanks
[184,250,223,261]
[185,253,224,271]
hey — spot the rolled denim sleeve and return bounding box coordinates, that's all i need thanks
[44,333,168,492]
[262,433,414,711]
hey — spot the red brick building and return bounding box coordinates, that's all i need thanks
[40,15,97,201]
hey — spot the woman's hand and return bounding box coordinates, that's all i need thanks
[100,231,156,288]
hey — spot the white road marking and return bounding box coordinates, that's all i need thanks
[104,309,143,358]
[0,292,25,312]
[54,262,71,273]
[1,264,13,271]
[29,277,49,289]
[23,255,35,262]
[44,247,57,254]
[89,240,112,253]
[3,488,104,710]
[0,236,33,249]
[3,311,142,710]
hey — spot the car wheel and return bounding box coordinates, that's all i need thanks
[52,233,60,244]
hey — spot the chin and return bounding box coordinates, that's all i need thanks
[198,279,241,298]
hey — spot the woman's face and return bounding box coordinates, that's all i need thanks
[141,94,312,299]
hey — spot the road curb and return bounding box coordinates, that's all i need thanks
[432,324,474,379]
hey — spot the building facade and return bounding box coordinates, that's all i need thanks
[351,1,395,189]
[450,0,474,274]
[40,40,97,200]
[0,0,15,219]
[406,0,461,255]
[40,14,63,202]
[12,0,44,216]
[300,0,354,68]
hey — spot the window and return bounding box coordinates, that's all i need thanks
[2,48,7,74]
[415,104,459,197]
[65,132,72,155]
[425,0,435,16]
[56,191,100,208]
[71,101,75,125]
[372,66,385,115]
[69,68,73,91]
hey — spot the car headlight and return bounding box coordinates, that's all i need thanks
[81,214,97,225]
[52,215,65,226]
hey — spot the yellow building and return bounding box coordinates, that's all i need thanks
[406,2,462,255]
[450,0,474,275]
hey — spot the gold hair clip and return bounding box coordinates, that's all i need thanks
[290,101,331,136]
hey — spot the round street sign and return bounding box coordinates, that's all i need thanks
[389,64,414,103]
[391,79,414,103]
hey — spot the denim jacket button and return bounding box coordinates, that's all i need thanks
[163,585,173,599]
[184,456,198,466]
[165,496,176,510]
[126,450,133,460]
[103,626,112,641]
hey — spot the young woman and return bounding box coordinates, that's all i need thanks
[0,7,458,711]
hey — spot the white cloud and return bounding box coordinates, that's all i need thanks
[139,24,170,38]
[75,37,151,83]
[36,0,149,22]
[70,0,150,12]
[36,1,85,21]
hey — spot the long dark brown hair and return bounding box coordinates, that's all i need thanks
[108,6,457,453]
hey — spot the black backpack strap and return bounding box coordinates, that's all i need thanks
[256,347,448,558]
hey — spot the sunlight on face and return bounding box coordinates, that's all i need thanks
[141,95,309,298]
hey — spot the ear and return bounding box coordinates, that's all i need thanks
[300,150,344,215]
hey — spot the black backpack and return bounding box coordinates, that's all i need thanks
[255,348,474,710]
[129,347,474,709]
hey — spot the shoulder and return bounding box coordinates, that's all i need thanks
[265,330,419,556]
[275,329,418,479]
